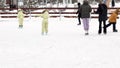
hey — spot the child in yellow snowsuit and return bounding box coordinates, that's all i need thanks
[17,9,24,28]
[36,9,49,35]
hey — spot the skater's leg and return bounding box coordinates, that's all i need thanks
[82,18,89,35]
[103,20,107,34]
[98,20,102,34]
[45,22,48,34]
[77,16,81,25]
[19,18,23,28]
[86,18,89,31]
[82,18,87,31]
[106,23,111,28]
[113,23,118,32]
[42,21,45,35]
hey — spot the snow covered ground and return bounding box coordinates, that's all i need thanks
[0,17,120,68]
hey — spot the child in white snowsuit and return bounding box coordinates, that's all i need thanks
[17,9,24,28]
[36,9,49,35]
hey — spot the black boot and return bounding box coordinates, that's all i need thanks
[113,29,118,32]
[77,22,81,25]
[113,23,117,32]
[85,33,89,35]
[98,30,101,34]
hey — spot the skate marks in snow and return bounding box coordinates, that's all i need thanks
[0,18,120,68]
[0,36,57,68]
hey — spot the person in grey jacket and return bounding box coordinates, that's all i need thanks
[80,0,92,35]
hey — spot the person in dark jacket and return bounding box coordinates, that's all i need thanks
[80,0,92,35]
[94,1,108,34]
[76,2,81,25]
[111,0,115,7]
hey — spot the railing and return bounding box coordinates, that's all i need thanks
[0,7,120,18]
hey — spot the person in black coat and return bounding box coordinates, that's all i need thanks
[111,0,115,7]
[76,2,81,25]
[94,2,108,34]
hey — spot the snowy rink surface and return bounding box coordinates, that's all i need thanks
[0,17,120,68]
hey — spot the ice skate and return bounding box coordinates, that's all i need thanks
[113,30,118,32]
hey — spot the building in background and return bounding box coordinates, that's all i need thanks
[0,0,81,8]
[0,0,117,8]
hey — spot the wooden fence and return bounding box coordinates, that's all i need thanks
[0,7,120,18]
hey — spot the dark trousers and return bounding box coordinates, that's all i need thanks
[106,22,116,31]
[78,15,81,24]
[98,20,107,34]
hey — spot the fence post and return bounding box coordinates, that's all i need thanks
[59,10,62,21]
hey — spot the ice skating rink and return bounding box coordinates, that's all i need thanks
[0,17,120,68]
